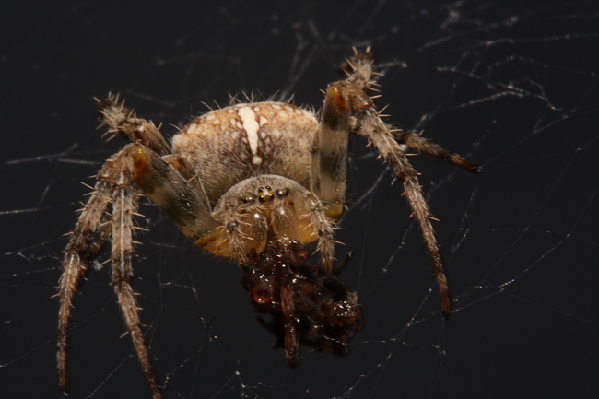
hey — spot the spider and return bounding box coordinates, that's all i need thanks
[56,50,477,399]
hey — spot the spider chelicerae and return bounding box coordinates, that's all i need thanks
[56,50,477,399]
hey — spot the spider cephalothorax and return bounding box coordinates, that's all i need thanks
[57,50,476,399]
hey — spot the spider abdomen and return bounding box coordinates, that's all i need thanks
[172,102,318,208]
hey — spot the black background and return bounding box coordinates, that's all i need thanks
[1,1,598,398]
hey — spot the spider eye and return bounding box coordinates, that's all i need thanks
[256,185,276,202]
[240,194,255,203]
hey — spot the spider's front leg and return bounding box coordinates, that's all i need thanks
[311,81,372,213]
[108,148,163,399]
[310,52,375,272]
[57,145,163,399]
[317,51,477,315]
[58,94,223,399]
[57,165,112,393]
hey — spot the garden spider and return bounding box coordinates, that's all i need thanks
[56,50,477,399]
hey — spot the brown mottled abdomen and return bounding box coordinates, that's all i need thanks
[172,102,318,208]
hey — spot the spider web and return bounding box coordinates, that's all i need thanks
[1,1,598,398]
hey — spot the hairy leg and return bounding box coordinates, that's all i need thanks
[398,130,478,171]
[97,93,170,156]
[57,171,112,392]
[57,145,165,398]
[356,109,453,314]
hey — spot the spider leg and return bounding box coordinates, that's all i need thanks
[332,51,478,316]
[397,130,479,172]
[222,202,250,264]
[57,145,163,398]
[57,171,112,393]
[310,82,370,266]
[341,48,376,92]
[303,192,336,272]
[97,93,220,242]
[132,146,219,242]
[310,53,372,218]
[97,93,170,156]
[310,51,376,272]
[278,263,300,368]
[356,109,452,315]
[59,96,222,395]
[109,154,163,399]
[310,82,351,218]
